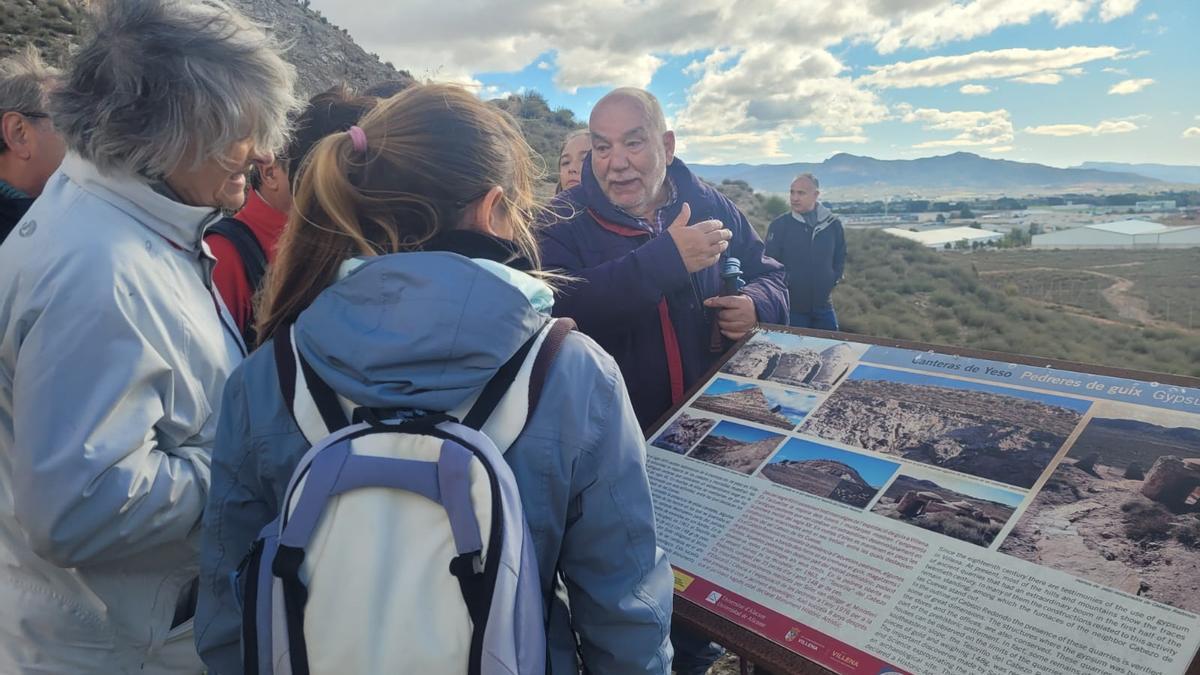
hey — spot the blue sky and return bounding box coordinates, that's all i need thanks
[705,420,785,445]
[769,438,899,488]
[850,365,1094,412]
[311,0,1198,166]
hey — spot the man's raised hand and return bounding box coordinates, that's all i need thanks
[666,203,731,273]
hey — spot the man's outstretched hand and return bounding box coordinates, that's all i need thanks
[704,294,757,341]
[667,203,731,273]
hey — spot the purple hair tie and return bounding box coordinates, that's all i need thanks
[347,125,367,154]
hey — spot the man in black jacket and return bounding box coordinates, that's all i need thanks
[765,172,846,330]
[0,47,65,244]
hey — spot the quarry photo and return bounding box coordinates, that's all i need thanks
[693,377,822,431]
[687,420,787,475]
[721,331,869,393]
[999,403,1200,612]
[871,471,1023,547]
[759,438,900,508]
[651,412,718,455]
[800,364,1091,488]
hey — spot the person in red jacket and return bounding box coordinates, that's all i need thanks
[205,85,380,346]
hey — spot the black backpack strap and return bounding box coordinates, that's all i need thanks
[461,328,541,430]
[274,323,351,440]
[461,318,576,430]
[208,216,268,291]
[209,216,268,346]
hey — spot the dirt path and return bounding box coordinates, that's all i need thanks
[1100,277,1155,323]
[980,266,1177,329]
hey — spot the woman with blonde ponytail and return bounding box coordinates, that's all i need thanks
[195,83,674,675]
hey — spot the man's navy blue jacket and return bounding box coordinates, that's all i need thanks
[540,157,788,428]
[765,205,845,314]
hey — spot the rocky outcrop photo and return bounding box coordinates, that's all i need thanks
[721,333,859,392]
[873,475,1017,547]
[800,370,1087,488]
[694,385,796,430]
[761,459,878,507]
[651,413,716,455]
[1000,409,1200,612]
[688,421,785,475]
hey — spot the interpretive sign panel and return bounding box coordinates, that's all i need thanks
[646,326,1200,675]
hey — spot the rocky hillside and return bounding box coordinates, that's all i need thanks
[0,0,409,95]
[690,431,783,475]
[761,459,877,507]
[1,0,582,182]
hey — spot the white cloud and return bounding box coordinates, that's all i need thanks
[1011,72,1063,85]
[1145,12,1159,21]
[899,104,1014,148]
[959,84,991,95]
[1184,127,1200,139]
[860,46,1121,88]
[673,45,888,158]
[1113,49,1151,60]
[298,0,1149,162]
[987,146,1014,153]
[1099,0,1140,22]
[816,135,869,143]
[1102,67,1129,74]
[1108,78,1154,95]
[553,49,663,93]
[1024,119,1140,136]
[874,0,1132,53]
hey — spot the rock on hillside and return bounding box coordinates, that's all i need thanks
[0,0,410,96]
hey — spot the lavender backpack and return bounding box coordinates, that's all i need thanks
[237,319,574,675]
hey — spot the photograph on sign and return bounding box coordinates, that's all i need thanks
[799,364,1092,488]
[646,326,1200,675]
[1000,402,1200,612]
[693,377,821,430]
[722,331,870,392]
[871,468,1023,547]
[759,438,899,508]
[651,412,718,455]
[687,420,787,475]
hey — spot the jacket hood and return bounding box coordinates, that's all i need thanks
[292,250,552,413]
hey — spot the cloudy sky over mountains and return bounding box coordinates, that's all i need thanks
[310,0,1196,166]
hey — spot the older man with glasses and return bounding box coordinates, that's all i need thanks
[0,46,65,243]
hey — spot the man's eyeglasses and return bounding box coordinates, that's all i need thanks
[3,111,49,120]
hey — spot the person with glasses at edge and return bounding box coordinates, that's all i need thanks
[0,46,66,243]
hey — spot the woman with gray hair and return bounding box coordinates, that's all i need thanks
[0,0,299,672]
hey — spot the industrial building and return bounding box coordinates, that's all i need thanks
[1032,220,1200,249]
[884,226,1004,248]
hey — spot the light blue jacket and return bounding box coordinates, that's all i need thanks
[195,249,674,674]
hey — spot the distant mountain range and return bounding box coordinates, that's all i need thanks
[1074,162,1200,185]
[690,152,1178,194]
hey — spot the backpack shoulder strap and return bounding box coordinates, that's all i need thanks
[274,324,351,443]
[276,318,577,449]
[457,317,576,452]
[209,216,268,292]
